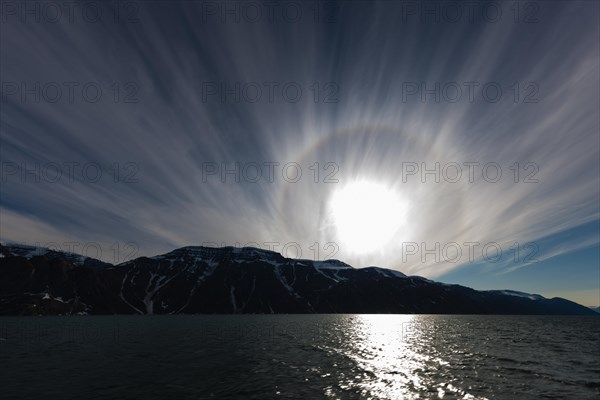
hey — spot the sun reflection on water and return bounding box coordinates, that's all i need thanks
[322,315,490,400]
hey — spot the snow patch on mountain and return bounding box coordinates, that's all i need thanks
[368,267,407,279]
[2,243,95,266]
[273,264,301,299]
[3,244,49,259]
[487,290,545,301]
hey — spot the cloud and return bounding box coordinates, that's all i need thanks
[1,1,598,275]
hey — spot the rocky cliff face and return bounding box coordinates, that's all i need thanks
[0,244,595,315]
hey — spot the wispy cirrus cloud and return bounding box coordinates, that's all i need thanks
[1,1,598,277]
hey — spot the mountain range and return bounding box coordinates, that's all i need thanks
[0,243,596,316]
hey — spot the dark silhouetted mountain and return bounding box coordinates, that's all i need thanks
[0,244,596,316]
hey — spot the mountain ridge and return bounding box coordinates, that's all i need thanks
[0,243,596,316]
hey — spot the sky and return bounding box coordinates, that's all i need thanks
[1,1,598,306]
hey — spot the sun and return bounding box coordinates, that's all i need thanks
[329,181,409,254]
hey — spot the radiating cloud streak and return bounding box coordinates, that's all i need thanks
[1,1,598,277]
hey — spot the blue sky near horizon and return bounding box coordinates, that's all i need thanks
[438,243,600,307]
[435,220,600,303]
[1,1,598,307]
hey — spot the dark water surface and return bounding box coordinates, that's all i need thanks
[1,315,598,399]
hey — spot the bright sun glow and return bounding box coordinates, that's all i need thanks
[330,181,409,254]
